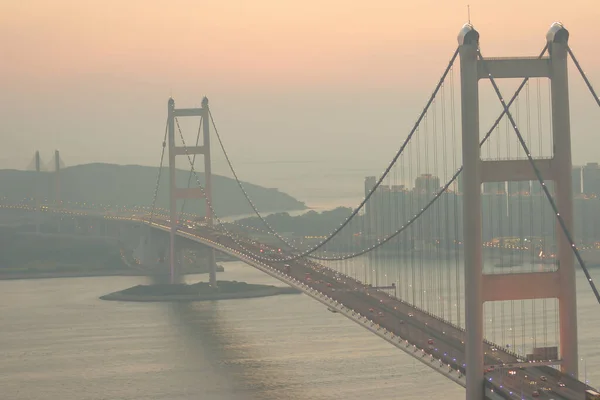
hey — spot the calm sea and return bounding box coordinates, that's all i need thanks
[1,260,598,400]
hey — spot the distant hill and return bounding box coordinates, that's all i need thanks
[0,163,306,217]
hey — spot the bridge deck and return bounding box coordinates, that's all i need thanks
[126,219,589,400]
[10,205,591,400]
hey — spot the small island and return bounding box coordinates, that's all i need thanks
[100,280,301,302]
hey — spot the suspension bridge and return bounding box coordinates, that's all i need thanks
[4,22,600,400]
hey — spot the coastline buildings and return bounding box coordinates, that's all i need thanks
[363,169,600,249]
[582,162,600,196]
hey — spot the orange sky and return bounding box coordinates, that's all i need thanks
[1,0,600,198]
[3,0,599,90]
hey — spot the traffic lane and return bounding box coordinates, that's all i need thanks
[270,258,466,365]
[185,231,583,398]
[538,365,589,393]
[523,369,571,399]
[487,369,571,400]
[364,287,511,368]
[298,266,521,370]
[289,267,467,371]
[275,262,575,399]
[314,266,470,348]
[209,238,538,377]
[530,367,586,400]
[483,354,576,400]
[217,242,545,398]
[479,352,586,400]
[271,259,490,375]
[500,363,586,399]
[327,286,466,371]
[348,290,465,354]
[298,265,568,389]
[308,271,578,399]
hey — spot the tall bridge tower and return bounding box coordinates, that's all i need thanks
[458,23,578,400]
[34,150,42,235]
[167,97,216,285]
[53,149,62,233]
[53,149,61,207]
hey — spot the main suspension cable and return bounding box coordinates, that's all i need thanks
[149,120,169,224]
[567,47,600,108]
[172,47,548,265]
[206,48,460,259]
[478,50,600,304]
[237,46,550,262]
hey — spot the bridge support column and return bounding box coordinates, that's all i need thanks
[458,24,484,400]
[54,150,62,233]
[207,246,217,285]
[548,25,578,378]
[34,151,42,235]
[168,98,178,284]
[202,97,217,287]
[178,247,186,281]
[167,97,216,286]
[136,233,158,268]
[458,22,580,394]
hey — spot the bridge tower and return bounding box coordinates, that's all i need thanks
[54,149,61,233]
[34,150,42,235]
[167,97,217,285]
[458,23,578,400]
[53,150,61,207]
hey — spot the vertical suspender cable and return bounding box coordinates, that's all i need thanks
[479,51,600,304]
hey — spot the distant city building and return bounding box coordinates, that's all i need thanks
[364,176,377,196]
[362,171,600,249]
[582,163,600,196]
[530,180,554,195]
[507,181,530,195]
[483,182,506,194]
[414,174,440,195]
[572,166,582,195]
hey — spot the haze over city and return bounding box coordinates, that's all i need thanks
[2,2,600,400]
[2,0,600,204]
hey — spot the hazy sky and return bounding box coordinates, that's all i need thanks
[2,0,600,199]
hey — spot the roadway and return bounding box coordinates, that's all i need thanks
[171,223,590,400]
[12,207,587,400]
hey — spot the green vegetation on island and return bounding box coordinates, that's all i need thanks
[235,207,355,236]
[0,163,306,217]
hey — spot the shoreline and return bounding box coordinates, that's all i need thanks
[0,269,216,281]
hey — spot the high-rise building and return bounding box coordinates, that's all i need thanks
[390,184,406,192]
[483,182,506,194]
[414,174,440,195]
[364,176,377,197]
[507,181,530,195]
[364,176,378,240]
[530,180,554,195]
[582,163,600,195]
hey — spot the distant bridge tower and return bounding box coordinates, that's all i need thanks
[458,23,578,400]
[167,97,216,285]
[34,150,42,235]
[53,150,61,207]
[54,149,62,233]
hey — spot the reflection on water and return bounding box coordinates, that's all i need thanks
[0,261,597,399]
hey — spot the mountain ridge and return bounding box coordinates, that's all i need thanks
[0,163,306,217]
